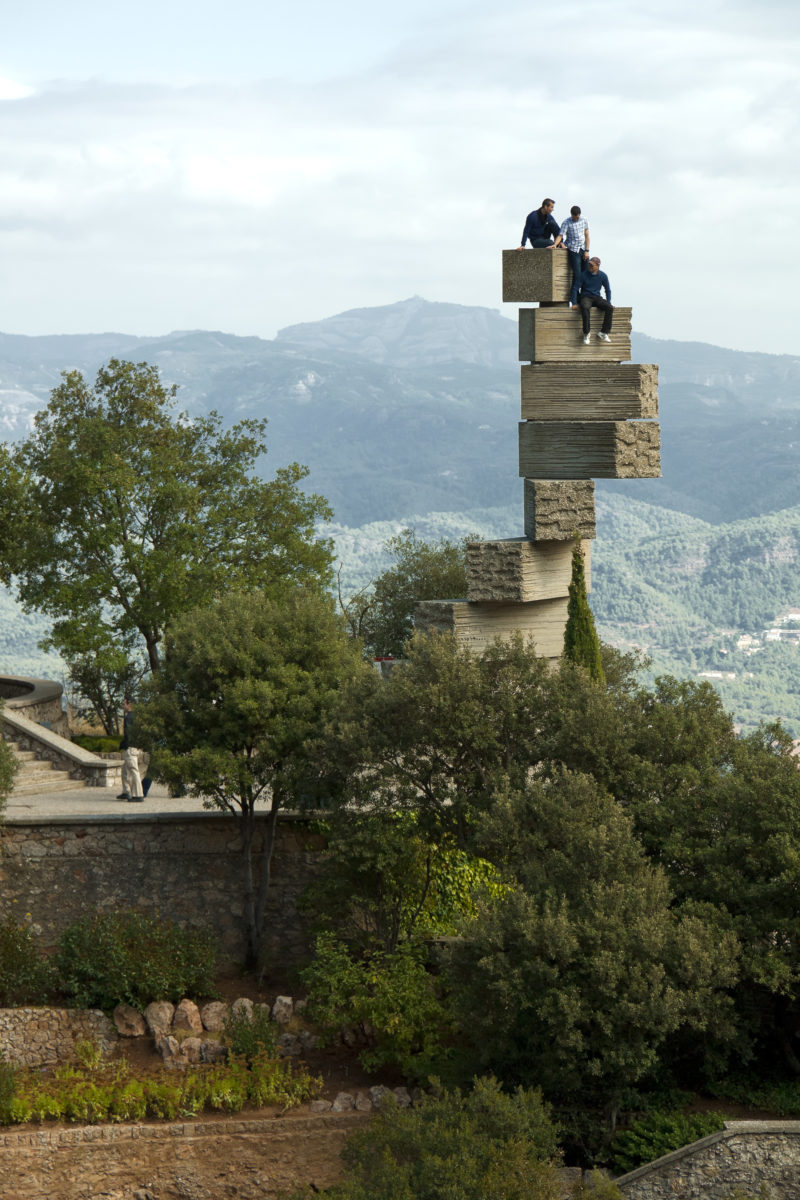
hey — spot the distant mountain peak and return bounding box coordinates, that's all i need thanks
[275,296,516,369]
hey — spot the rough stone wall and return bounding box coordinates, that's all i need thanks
[523,479,596,541]
[616,1122,800,1199]
[0,1008,118,1068]
[465,538,590,603]
[0,1112,368,1200]
[1,677,69,734]
[0,814,325,967]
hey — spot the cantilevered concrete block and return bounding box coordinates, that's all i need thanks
[520,364,658,420]
[502,249,571,304]
[415,597,569,659]
[524,480,596,541]
[466,538,590,603]
[518,420,661,479]
[519,307,632,363]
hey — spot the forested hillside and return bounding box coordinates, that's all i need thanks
[1,299,799,730]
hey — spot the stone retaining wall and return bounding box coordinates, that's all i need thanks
[0,1112,368,1200]
[0,813,324,966]
[0,1008,118,1068]
[616,1120,800,1199]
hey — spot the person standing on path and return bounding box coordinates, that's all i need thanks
[576,257,614,344]
[118,696,145,802]
[560,206,590,304]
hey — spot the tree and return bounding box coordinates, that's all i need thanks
[58,627,144,736]
[563,536,604,683]
[627,718,800,1072]
[302,807,508,955]
[0,359,333,682]
[137,588,367,968]
[324,1076,563,1200]
[325,631,553,850]
[448,770,738,1124]
[341,529,469,657]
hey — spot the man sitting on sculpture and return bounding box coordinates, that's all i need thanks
[575,256,614,345]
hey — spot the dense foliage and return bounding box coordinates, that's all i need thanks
[325,1076,564,1200]
[608,1109,726,1175]
[341,528,469,657]
[55,910,217,1011]
[296,629,800,1156]
[0,358,332,727]
[0,919,57,1006]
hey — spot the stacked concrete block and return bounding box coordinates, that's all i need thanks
[465,538,591,603]
[415,247,660,660]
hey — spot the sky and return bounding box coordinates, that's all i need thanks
[1,0,798,355]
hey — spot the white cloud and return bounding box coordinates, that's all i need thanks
[0,2,796,353]
[0,77,34,100]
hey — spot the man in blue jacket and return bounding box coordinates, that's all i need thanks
[576,257,614,344]
[517,198,562,249]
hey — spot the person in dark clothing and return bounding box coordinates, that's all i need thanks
[576,256,614,344]
[517,198,562,249]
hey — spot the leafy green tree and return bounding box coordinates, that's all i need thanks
[302,808,508,954]
[301,933,453,1078]
[0,359,333,679]
[59,627,144,735]
[326,631,552,850]
[628,719,800,1071]
[448,770,738,1125]
[325,1076,563,1200]
[341,529,468,657]
[563,536,604,683]
[137,588,367,968]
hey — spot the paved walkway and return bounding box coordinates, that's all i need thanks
[5,780,214,821]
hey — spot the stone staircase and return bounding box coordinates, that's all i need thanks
[8,738,89,795]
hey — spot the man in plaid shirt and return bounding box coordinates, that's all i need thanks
[559,205,590,304]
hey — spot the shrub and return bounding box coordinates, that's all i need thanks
[0,919,57,1005]
[246,1050,321,1109]
[223,1003,277,1063]
[71,735,123,754]
[0,1052,320,1127]
[326,1075,562,1200]
[609,1109,726,1175]
[55,909,217,1010]
[301,933,453,1079]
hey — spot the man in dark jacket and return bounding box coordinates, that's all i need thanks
[576,256,614,344]
[517,198,562,249]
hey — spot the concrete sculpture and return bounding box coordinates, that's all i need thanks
[416,248,661,663]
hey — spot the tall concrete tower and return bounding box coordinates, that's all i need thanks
[416,248,661,663]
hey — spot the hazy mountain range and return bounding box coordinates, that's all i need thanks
[1,296,799,729]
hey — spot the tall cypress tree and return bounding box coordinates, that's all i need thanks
[563,535,605,683]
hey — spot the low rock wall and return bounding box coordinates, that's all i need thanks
[616,1120,800,1199]
[0,1007,118,1068]
[0,1112,368,1200]
[0,813,324,967]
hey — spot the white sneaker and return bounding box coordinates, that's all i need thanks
[582,333,591,345]
[597,331,611,342]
